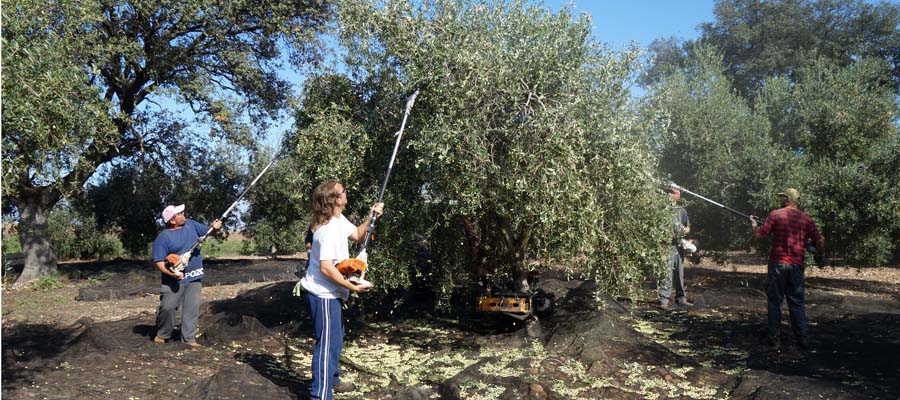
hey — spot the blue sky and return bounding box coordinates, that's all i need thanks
[547,1,716,50]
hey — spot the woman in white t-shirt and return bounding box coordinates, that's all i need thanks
[298,180,383,399]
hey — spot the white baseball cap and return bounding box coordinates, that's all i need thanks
[162,204,185,223]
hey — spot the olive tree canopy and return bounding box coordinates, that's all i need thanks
[271,0,670,300]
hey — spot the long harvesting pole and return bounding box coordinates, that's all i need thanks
[663,180,760,223]
[360,89,420,252]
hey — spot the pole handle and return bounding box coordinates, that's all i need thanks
[360,212,377,250]
[663,180,761,223]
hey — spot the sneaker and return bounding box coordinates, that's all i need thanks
[797,336,810,350]
[675,297,693,307]
[658,300,670,309]
[766,335,781,348]
[186,341,202,348]
[153,336,166,344]
[334,382,357,393]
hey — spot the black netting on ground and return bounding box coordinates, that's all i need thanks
[730,370,859,400]
[5,262,895,399]
[207,281,309,328]
[77,271,158,301]
[76,259,303,302]
[201,259,301,286]
[199,313,274,344]
[61,313,162,360]
[181,363,294,400]
[440,357,527,399]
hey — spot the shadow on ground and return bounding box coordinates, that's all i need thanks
[638,265,900,399]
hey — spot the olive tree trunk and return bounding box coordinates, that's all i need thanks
[13,188,61,287]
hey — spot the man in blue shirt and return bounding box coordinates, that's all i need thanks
[151,204,221,347]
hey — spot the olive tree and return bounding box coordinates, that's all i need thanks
[2,0,331,285]
[644,0,900,96]
[761,58,900,265]
[286,0,670,298]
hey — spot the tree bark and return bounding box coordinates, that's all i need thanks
[453,215,483,282]
[13,188,61,287]
[510,255,529,293]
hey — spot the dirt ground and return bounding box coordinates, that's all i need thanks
[2,254,899,399]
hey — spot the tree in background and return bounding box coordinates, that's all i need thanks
[239,148,312,257]
[278,0,671,300]
[645,0,900,97]
[701,0,900,96]
[47,201,124,261]
[2,0,331,285]
[85,143,246,257]
[759,58,900,265]
[85,162,174,256]
[643,0,900,266]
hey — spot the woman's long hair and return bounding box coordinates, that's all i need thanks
[311,180,342,231]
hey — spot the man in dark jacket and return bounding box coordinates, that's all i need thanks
[659,188,691,307]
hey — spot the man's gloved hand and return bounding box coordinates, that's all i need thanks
[813,253,826,266]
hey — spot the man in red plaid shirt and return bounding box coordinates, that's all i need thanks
[752,188,825,349]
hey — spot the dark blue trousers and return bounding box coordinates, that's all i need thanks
[766,263,808,340]
[659,246,686,302]
[306,293,343,400]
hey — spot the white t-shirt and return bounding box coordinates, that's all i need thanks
[300,214,356,300]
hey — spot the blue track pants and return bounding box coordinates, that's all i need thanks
[306,293,343,400]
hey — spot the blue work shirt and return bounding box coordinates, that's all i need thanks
[152,219,209,283]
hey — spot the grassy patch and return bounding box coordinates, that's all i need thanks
[33,273,63,290]
[203,239,249,257]
[4,285,74,317]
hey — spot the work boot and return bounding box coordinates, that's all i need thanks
[334,382,357,393]
[675,297,693,307]
[153,336,166,344]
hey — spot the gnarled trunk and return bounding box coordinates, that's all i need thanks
[492,212,531,293]
[454,215,483,282]
[13,188,61,287]
[510,253,529,293]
